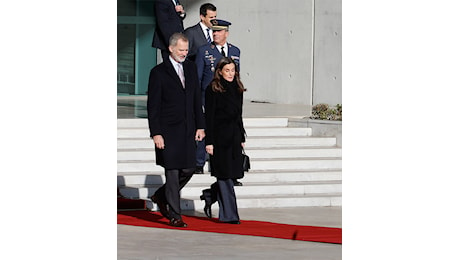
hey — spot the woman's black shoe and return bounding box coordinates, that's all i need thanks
[233,180,243,186]
[204,204,212,218]
[200,194,212,218]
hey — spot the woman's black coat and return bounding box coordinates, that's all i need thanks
[205,79,246,179]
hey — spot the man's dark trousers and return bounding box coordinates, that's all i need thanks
[154,168,194,220]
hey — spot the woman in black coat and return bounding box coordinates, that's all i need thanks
[201,57,246,224]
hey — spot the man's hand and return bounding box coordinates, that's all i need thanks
[175,5,185,14]
[153,135,165,149]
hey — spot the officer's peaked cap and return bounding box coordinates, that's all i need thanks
[211,19,231,31]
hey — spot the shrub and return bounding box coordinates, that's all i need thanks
[310,103,342,121]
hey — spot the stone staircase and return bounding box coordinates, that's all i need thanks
[117,118,342,213]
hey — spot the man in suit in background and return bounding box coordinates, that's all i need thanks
[195,19,243,186]
[184,3,217,62]
[184,3,217,174]
[152,0,186,61]
[148,33,205,227]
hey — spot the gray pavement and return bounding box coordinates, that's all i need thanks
[117,96,311,119]
[118,207,342,260]
[117,96,341,259]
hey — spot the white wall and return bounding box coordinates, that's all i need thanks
[182,0,341,107]
[312,0,342,106]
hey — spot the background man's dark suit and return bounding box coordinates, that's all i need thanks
[184,23,208,62]
[152,0,185,60]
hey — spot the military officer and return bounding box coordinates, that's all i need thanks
[196,19,240,101]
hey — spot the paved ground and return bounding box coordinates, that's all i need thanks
[117,95,311,119]
[118,207,342,260]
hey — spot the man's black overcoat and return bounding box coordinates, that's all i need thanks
[147,58,205,169]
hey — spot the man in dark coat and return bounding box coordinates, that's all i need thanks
[147,33,205,228]
[152,0,186,61]
[184,3,217,173]
[184,3,217,62]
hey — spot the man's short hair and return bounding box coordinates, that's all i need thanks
[200,3,216,17]
[169,32,188,47]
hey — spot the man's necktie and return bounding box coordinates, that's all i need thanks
[206,28,211,43]
[173,0,180,5]
[221,46,226,57]
[177,63,185,88]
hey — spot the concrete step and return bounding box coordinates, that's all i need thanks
[241,118,288,127]
[117,136,337,149]
[117,127,312,138]
[117,157,341,173]
[186,193,343,210]
[117,170,342,186]
[244,147,341,158]
[245,136,337,148]
[117,147,341,161]
[117,117,342,208]
[185,181,341,197]
[118,118,289,128]
[140,193,342,211]
[119,180,341,207]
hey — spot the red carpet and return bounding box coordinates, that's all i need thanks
[117,210,341,244]
[117,197,146,210]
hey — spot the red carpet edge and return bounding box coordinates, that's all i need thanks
[117,210,342,244]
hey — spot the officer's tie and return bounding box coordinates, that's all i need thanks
[221,46,226,57]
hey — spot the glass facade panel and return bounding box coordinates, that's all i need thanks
[117,24,136,95]
[117,0,155,118]
[117,0,156,96]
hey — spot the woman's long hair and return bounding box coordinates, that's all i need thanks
[210,57,246,93]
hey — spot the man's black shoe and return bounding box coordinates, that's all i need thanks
[151,195,170,219]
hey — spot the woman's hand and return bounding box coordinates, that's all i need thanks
[206,145,214,155]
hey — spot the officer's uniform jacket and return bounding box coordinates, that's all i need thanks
[195,42,240,106]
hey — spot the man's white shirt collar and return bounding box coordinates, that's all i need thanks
[200,22,212,42]
[169,56,182,74]
[216,42,228,54]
